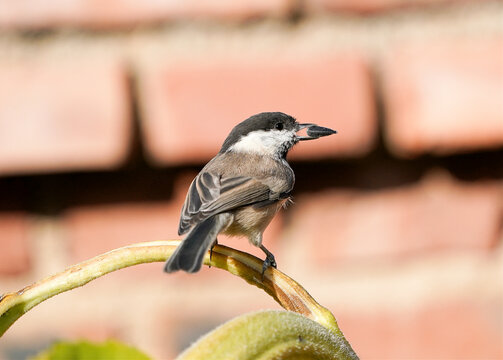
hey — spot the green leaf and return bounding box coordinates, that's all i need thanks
[29,340,151,360]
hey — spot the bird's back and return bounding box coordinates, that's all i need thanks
[178,152,294,235]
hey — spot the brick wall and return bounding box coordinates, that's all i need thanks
[1,1,502,359]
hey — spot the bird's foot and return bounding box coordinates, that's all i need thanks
[260,245,277,280]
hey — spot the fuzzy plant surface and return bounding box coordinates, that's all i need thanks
[179,310,355,360]
[30,340,150,360]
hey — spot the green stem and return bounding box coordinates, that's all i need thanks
[0,240,357,359]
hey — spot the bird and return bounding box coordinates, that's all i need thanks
[164,112,337,275]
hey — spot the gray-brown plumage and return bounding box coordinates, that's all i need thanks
[164,112,336,274]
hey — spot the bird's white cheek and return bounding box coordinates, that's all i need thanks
[259,134,281,154]
[229,130,294,156]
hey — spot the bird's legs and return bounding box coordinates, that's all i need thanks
[260,244,277,278]
[209,238,218,264]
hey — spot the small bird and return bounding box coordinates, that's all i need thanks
[164,112,336,274]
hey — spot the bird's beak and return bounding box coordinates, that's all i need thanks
[296,123,337,141]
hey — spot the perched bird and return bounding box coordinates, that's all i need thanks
[164,112,336,274]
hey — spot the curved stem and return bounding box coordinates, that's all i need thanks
[0,240,355,357]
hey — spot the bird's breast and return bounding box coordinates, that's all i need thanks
[222,200,285,242]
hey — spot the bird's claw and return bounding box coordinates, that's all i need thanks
[261,252,277,280]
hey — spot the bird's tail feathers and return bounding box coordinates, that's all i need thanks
[164,215,228,273]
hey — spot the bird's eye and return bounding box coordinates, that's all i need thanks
[275,123,284,130]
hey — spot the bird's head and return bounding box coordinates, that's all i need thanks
[220,112,337,159]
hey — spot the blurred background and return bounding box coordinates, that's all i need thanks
[0,0,502,359]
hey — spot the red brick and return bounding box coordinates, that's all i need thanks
[340,300,503,359]
[0,212,31,275]
[305,0,485,13]
[0,0,291,29]
[382,39,503,156]
[287,172,502,264]
[0,59,131,176]
[138,54,376,164]
[65,172,190,266]
[66,202,181,263]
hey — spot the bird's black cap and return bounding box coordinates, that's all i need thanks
[220,112,297,153]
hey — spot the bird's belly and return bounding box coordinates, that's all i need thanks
[222,200,285,245]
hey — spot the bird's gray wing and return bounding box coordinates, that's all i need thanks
[178,172,272,235]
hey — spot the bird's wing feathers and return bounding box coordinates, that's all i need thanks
[200,177,270,214]
[178,172,272,235]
